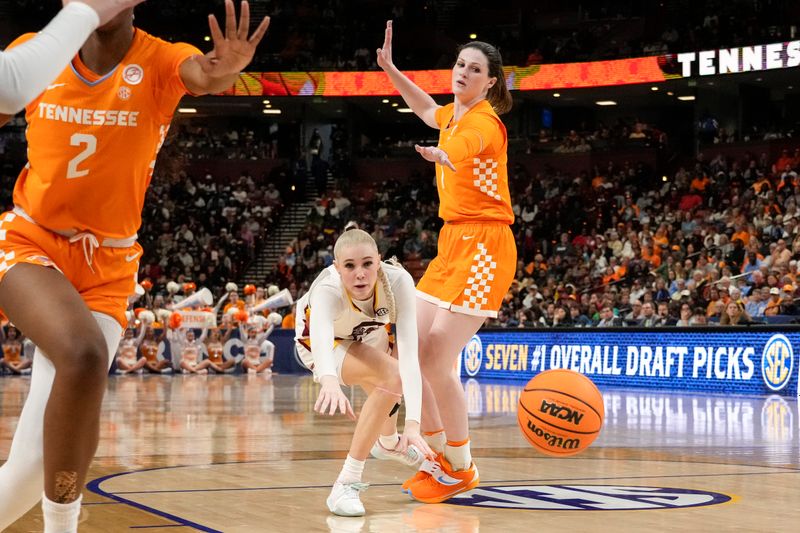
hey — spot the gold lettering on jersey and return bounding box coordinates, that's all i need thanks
[37,103,139,127]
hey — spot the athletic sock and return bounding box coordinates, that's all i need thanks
[42,493,82,533]
[444,438,472,471]
[336,455,365,485]
[423,429,446,454]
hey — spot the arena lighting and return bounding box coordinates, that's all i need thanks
[469,33,477,39]
[662,175,668,182]
[204,36,210,42]
[381,99,389,103]
[553,93,561,97]
[265,104,272,108]
[667,91,674,95]
[677,95,696,101]
[262,99,270,104]
[223,39,800,96]
[262,109,282,114]
[178,108,197,113]
[650,86,659,91]
[397,108,413,113]
[391,102,399,107]
[595,100,617,106]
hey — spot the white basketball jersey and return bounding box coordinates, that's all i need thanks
[295,263,401,368]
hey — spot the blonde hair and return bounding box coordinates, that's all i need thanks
[334,227,397,323]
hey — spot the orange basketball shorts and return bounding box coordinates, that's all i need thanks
[0,211,141,328]
[417,221,516,318]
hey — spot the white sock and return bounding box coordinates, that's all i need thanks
[336,455,365,485]
[423,431,446,454]
[378,432,399,450]
[42,493,82,533]
[444,440,472,471]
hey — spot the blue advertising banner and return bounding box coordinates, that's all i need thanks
[460,328,799,396]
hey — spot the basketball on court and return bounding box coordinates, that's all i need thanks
[517,369,604,457]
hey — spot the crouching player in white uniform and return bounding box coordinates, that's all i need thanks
[295,228,436,516]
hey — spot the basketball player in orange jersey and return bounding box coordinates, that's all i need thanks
[0,0,145,114]
[377,21,516,503]
[0,325,32,375]
[0,2,269,530]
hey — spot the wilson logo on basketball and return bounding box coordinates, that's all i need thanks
[525,419,580,450]
[538,400,584,425]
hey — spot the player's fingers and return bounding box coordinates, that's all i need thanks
[192,54,214,74]
[345,400,357,421]
[208,14,225,47]
[313,392,324,412]
[248,16,270,46]
[224,0,237,40]
[416,439,436,459]
[237,0,251,41]
[445,159,457,172]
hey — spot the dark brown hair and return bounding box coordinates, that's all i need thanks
[456,41,512,115]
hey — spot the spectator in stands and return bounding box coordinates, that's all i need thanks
[596,304,623,327]
[675,303,693,327]
[719,302,755,326]
[638,302,662,327]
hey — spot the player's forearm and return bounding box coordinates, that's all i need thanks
[383,64,438,121]
[188,72,240,96]
[0,3,99,114]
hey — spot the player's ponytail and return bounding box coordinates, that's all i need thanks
[377,265,397,323]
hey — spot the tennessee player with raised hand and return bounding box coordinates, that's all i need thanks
[0,2,269,531]
[376,20,516,503]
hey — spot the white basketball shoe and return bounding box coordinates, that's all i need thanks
[327,482,369,517]
[370,440,424,468]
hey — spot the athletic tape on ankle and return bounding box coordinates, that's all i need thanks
[446,438,470,447]
[423,429,445,436]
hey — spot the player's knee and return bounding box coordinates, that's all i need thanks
[58,336,109,385]
[376,360,402,396]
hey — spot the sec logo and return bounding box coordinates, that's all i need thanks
[761,334,793,392]
[463,335,483,377]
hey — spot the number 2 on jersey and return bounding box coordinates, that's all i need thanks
[67,133,97,179]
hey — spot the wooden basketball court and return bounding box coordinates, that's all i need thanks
[1,374,798,532]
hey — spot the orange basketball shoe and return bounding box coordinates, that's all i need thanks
[407,454,479,503]
[401,457,438,493]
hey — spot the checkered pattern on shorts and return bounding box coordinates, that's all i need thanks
[462,242,497,311]
[472,157,502,201]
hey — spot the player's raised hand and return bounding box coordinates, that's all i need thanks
[376,20,394,71]
[195,0,270,78]
[66,0,146,26]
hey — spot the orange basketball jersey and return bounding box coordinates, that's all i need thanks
[434,100,514,224]
[8,29,201,240]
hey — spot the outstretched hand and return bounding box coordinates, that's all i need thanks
[415,144,456,171]
[194,0,270,79]
[314,376,357,420]
[376,20,394,71]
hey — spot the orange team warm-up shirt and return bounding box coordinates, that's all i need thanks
[434,100,514,224]
[8,29,201,240]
